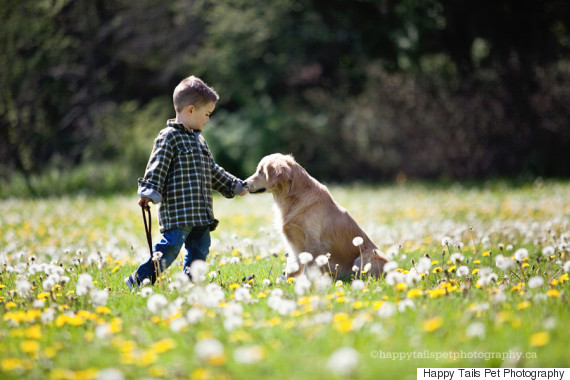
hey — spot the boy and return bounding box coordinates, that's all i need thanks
[125,76,247,290]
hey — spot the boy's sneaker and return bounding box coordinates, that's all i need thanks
[124,274,138,292]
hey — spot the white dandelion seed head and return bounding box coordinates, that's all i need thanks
[352,237,364,247]
[377,302,396,318]
[140,287,153,298]
[90,288,109,307]
[294,274,312,296]
[528,276,544,289]
[441,237,452,246]
[195,338,224,361]
[234,346,264,364]
[363,262,372,273]
[208,271,218,280]
[285,260,300,275]
[170,317,188,332]
[406,269,421,286]
[186,308,205,324]
[189,260,208,283]
[514,248,529,262]
[495,254,515,271]
[95,368,124,380]
[299,252,314,265]
[456,266,469,277]
[351,279,365,291]
[398,298,415,312]
[326,347,359,375]
[386,271,404,286]
[383,261,398,273]
[147,293,168,314]
[564,261,570,273]
[450,253,464,264]
[542,246,555,256]
[466,322,486,339]
[15,279,32,296]
[417,257,432,274]
[315,255,329,267]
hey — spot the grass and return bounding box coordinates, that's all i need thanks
[0,181,569,380]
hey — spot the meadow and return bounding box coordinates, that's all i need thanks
[1,181,569,380]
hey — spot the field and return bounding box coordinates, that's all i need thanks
[1,181,569,380]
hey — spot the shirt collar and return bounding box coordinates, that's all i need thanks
[167,119,201,136]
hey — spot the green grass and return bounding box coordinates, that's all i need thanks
[1,181,569,379]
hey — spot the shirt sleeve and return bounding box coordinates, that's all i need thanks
[200,137,242,198]
[137,131,174,202]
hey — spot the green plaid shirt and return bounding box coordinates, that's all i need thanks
[138,120,244,232]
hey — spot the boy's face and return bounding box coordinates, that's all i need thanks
[184,102,216,131]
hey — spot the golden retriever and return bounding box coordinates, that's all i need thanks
[245,153,388,278]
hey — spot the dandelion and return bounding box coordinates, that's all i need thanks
[147,294,168,314]
[466,322,485,339]
[422,316,443,332]
[386,271,404,286]
[315,255,329,267]
[95,368,124,380]
[351,279,365,291]
[383,261,398,273]
[208,271,218,280]
[416,257,431,274]
[514,248,529,262]
[152,252,163,262]
[326,347,359,375]
[377,302,396,318]
[495,254,514,271]
[563,261,570,273]
[195,338,225,365]
[352,237,364,247]
[529,332,550,347]
[76,273,93,296]
[233,346,265,364]
[15,279,32,297]
[90,289,109,307]
[285,261,300,275]
[298,252,313,265]
[294,275,311,296]
[190,260,208,283]
[441,237,452,247]
[450,253,464,264]
[528,276,544,289]
[456,266,469,277]
[542,246,555,257]
[363,263,372,273]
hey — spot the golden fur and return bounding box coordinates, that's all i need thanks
[245,153,388,278]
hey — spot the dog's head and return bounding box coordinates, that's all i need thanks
[245,153,298,194]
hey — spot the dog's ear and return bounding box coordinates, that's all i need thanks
[266,162,290,190]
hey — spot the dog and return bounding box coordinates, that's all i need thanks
[245,153,388,278]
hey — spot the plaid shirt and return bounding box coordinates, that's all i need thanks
[138,120,243,233]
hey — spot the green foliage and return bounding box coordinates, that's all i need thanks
[1,0,569,194]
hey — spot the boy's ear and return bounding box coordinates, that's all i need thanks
[187,105,194,114]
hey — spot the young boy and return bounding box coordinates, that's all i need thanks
[125,75,247,290]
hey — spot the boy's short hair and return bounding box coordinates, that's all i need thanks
[173,76,219,113]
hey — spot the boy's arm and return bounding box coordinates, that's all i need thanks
[210,159,246,198]
[137,132,174,204]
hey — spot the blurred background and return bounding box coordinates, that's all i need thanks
[1,0,569,197]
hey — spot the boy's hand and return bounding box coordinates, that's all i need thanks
[139,197,152,210]
[238,188,248,197]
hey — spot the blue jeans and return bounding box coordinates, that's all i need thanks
[132,226,211,285]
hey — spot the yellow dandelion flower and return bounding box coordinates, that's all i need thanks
[550,279,559,286]
[482,251,490,257]
[560,273,568,282]
[517,301,531,310]
[431,260,439,265]
[286,277,296,284]
[546,289,560,298]
[373,301,384,310]
[473,260,481,265]
[407,289,423,299]
[96,306,111,314]
[429,288,446,298]
[1,358,24,371]
[334,320,353,333]
[422,316,443,332]
[191,368,211,380]
[472,268,479,275]
[229,283,241,290]
[529,332,550,347]
[21,340,40,355]
[37,292,50,300]
[447,265,456,273]
[6,301,17,309]
[522,263,530,269]
[266,317,281,327]
[24,325,42,340]
[432,267,442,273]
[152,338,176,354]
[353,300,363,309]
